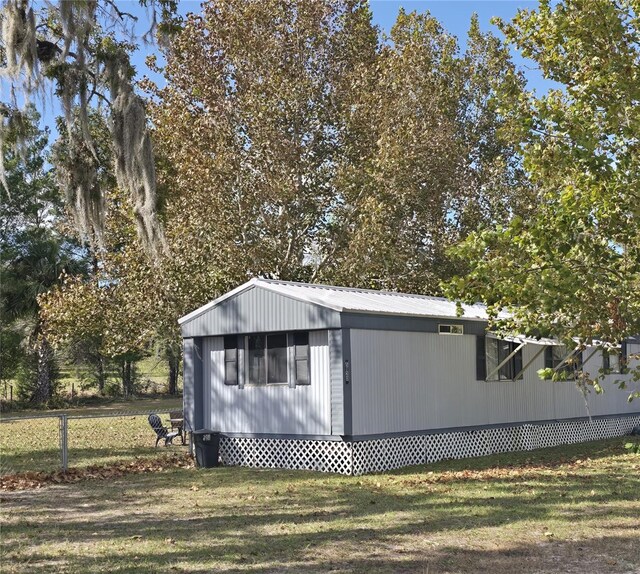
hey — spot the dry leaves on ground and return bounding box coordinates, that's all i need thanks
[0,453,194,491]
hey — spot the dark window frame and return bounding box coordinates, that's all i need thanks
[544,345,582,380]
[484,337,523,381]
[223,335,239,385]
[240,331,311,387]
[293,332,310,385]
[603,343,628,375]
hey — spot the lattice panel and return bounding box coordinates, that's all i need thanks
[486,425,535,454]
[425,429,493,464]
[218,415,640,476]
[532,415,640,450]
[351,435,425,475]
[219,436,352,475]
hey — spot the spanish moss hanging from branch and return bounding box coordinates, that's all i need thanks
[105,45,166,256]
[0,0,180,257]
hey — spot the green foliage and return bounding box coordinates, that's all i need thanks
[14,345,60,403]
[0,0,181,254]
[0,326,22,384]
[39,2,533,393]
[1,107,88,404]
[624,441,640,454]
[445,1,640,390]
[142,0,530,302]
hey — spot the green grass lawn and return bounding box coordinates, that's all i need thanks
[0,398,186,475]
[1,438,639,574]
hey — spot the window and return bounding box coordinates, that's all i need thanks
[603,342,627,374]
[244,331,310,386]
[485,337,523,381]
[294,332,310,385]
[603,350,621,374]
[224,335,238,385]
[266,334,288,384]
[247,334,267,385]
[544,345,582,379]
[439,324,464,335]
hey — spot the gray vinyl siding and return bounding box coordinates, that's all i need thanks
[202,330,331,434]
[182,337,203,432]
[181,285,341,337]
[182,338,195,432]
[340,313,486,335]
[350,329,639,436]
[328,329,344,435]
[581,341,640,415]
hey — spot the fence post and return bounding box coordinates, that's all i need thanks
[59,414,68,472]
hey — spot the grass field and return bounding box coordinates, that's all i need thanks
[1,438,639,574]
[1,356,180,409]
[0,397,185,475]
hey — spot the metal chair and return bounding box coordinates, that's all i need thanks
[148,413,180,447]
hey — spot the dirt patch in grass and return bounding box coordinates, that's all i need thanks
[1,438,639,574]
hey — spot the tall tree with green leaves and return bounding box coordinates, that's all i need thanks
[146,1,529,301]
[445,0,640,389]
[40,109,159,396]
[39,1,535,398]
[144,0,379,300]
[0,107,88,403]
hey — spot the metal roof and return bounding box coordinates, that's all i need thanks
[179,277,505,325]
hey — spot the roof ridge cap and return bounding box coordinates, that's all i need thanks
[254,278,455,301]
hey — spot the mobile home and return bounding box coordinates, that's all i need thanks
[180,278,640,475]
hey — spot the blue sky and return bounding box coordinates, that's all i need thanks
[369,0,548,90]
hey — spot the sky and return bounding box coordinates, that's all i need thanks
[369,0,550,91]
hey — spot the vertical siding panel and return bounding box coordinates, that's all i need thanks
[328,330,344,435]
[203,331,331,435]
[350,329,637,436]
[205,337,224,430]
[182,338,195,431]
[182,286,340,337]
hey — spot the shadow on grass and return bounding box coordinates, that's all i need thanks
[2,440,639,573]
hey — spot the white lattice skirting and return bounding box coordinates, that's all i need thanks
[218,414,640,476]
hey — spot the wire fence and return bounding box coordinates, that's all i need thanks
[0,409,191,476]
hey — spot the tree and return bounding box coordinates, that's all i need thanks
[0,0,180,255]
[314,11,532,292]
[40,105,183,396]
[0,107,88,403]
[444,0,640,390]
[38,1,535,398]
[146,2,529,299]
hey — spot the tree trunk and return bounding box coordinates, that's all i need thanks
[96,354,105,394]
[126,360,132,395]
[168,353,179,395]
[121,359,134,397]
[32,336,53,404]
[121,360,127,397]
